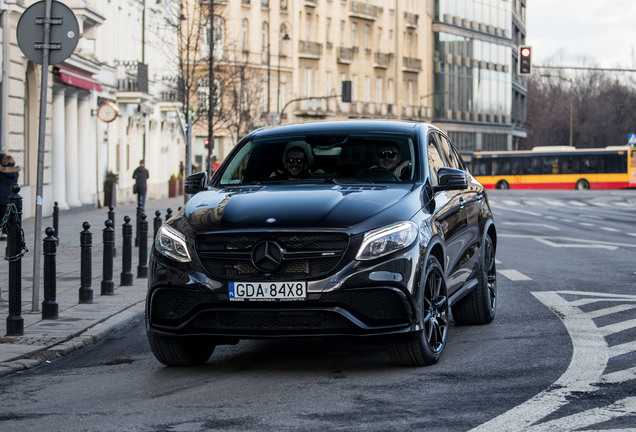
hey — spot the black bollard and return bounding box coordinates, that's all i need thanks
[101,220,115,295]
[120,215,134,286]
[137,213,149,278]
[53,201,59,244]
[79,221,93,304]
[153,210,162,240]
[165,208,172,222]
[42,227,59,319]
[135,206,142,247]
[6,184,24,336]
[108,205,116,257]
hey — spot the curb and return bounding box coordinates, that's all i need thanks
[0,301,146,378]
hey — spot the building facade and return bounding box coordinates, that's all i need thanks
[0,0,528,219]
[0,0,182,218]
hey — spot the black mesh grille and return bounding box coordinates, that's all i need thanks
[151,289,217,321]
[189,310,357,332]
[195,232,350,281]
[320,289,409,323]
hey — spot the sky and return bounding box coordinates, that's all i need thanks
[526,0,636,69]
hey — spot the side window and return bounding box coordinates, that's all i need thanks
[436,133,462,169]
[427,133,445,186]
[220,141,253,184]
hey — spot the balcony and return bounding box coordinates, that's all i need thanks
[404,12,419,28]
[402,57,422,73]
[298,40,323,59]
[304,0,317,7]
[115,61,152,104]
[374,52,393,69]
[337,47,354,64]
[349,1,380,20]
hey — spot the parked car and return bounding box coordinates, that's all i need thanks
[146,120,497,367]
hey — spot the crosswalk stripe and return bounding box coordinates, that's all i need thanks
[498,269,532,281]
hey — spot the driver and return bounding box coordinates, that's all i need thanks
[373,143,411,179]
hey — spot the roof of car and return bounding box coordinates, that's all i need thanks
[249,120,436,138]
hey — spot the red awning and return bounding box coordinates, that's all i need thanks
[57,67,102,92]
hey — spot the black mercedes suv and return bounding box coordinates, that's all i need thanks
[146,120,497,367]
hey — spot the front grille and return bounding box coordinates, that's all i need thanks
[196,232,349,281]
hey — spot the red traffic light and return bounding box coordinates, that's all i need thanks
[204,138,210,148]
[520,47,531,58]
[519,46,532,75]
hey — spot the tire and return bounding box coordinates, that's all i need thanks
[387,256,449,366]
[575,179,590,190]
[147,333,215,366]
[496,180,509,190]
[452,235,497,325]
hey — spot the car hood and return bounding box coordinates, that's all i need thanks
[181,184,418,232]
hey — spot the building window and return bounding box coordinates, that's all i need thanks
[241,19,249,51]
[351,22,357,48]
[261,22,269,63]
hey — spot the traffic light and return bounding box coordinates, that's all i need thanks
[519,46,532,75]
[204,138,210,148]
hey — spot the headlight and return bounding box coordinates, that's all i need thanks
[356,221,418,260]
[155,225,191,262]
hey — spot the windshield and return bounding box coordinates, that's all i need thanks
[219,132,417,186]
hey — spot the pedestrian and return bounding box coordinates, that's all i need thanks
[0,154,20,240]
[132,159,149,209]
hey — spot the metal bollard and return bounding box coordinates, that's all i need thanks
[153,210,162,240]
[135,206,142,247]
[137,213,149,278]
[53,201,59,244]
[42,227,59,319]
[101,219,115,295]
[79,222,93,304]
[165,208,172,222]
[6,184,24,336]
[108,205,116,257]
[120,215,134,286]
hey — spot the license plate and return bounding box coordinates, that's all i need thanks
[228,282,307,301]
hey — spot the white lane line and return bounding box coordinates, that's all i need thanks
[578,222,595,227]
[628,233,636,237]
[600,227,620,232]
[586,303,636,319]
[470,291,609,432]
[534,237,618,250]
[524,397,636,432]
[501,222,558,230]
[568,200,588,207]
[498,269,532,281]
[601,366,636,384]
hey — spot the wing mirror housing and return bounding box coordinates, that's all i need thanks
[434,167,468,192]
[184,172,208,195]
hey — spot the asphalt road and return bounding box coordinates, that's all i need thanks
[0,189,635,432]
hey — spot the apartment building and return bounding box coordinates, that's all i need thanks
[195,0,527,164]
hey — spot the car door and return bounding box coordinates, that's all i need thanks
[426,132,469,295]
[439,134,484,283]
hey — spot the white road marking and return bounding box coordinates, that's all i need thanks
[578,222,596,227]
[501,222,558,230]
[534,237,618,250]
[470,291,636,432]
[600,227,620,232]
[498,269,532,281]
[499,233,636,250]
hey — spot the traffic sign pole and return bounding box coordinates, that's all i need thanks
[16,0,79,311]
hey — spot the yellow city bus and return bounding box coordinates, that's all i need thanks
[471,146,636,190]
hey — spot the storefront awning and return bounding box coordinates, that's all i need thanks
[57,67,102,92]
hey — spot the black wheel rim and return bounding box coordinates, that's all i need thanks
[485,238,497,311]
[423,268,448,354]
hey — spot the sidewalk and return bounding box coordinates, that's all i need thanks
[0,194,186,377]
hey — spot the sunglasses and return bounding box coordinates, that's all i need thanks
[287,157,306,164]
[378,151,398,159]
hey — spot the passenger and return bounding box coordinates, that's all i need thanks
[271,141,313,180]
[372,143,412,179]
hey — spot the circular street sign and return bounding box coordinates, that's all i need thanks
[16,0,80,66]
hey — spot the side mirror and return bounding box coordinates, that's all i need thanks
[184,172,208,195]
[434,167,468,191]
